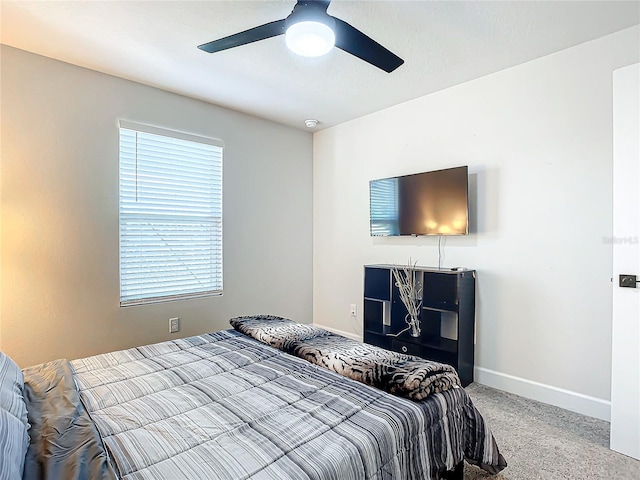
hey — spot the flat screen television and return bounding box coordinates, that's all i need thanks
[369,166,469,236]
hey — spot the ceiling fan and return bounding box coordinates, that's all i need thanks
[198,0,404,73]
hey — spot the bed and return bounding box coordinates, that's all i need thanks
[1,315,506,480]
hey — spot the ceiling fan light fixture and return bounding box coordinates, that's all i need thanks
[285,21,335,57]
[198,0,404,72]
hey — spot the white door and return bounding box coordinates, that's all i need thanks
[611,62,640,460]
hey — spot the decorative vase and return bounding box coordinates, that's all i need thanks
[407,314,421,337]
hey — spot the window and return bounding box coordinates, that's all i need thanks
[369,177,399,236]
[119,121,223,306]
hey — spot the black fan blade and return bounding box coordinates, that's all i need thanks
[198,19,286,53]
[333,17,403,73]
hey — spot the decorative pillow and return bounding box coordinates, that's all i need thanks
[0,351,28,426]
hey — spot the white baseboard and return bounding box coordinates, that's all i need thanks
[475,366,611,421]
[313,323,362,342]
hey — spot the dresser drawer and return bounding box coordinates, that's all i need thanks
[391,339,421,356]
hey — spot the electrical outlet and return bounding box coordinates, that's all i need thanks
[350,304,357,317]
[619,274,638,288]
[169,317,180,333]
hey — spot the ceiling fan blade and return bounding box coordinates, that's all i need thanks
[333,17,404,73]
[198,19,286,54]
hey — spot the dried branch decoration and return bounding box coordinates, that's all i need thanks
[390,260,422,337]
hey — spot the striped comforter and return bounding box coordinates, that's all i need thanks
[64,329,505,480]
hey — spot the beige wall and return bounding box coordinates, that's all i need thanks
[313,27,639,419]
[0,46,313,368]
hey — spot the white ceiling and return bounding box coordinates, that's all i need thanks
[1,1,639,131]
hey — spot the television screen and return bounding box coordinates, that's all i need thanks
[369,166,468,236]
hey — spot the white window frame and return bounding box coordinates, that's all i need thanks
[118,120,223,307]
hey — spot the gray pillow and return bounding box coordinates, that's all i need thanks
[0,351,28,426]
[0,408,29,480]
[0,351,29,480]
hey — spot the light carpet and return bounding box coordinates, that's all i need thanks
[463,383,639,479]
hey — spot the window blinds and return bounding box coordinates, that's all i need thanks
[119,121,223,306]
